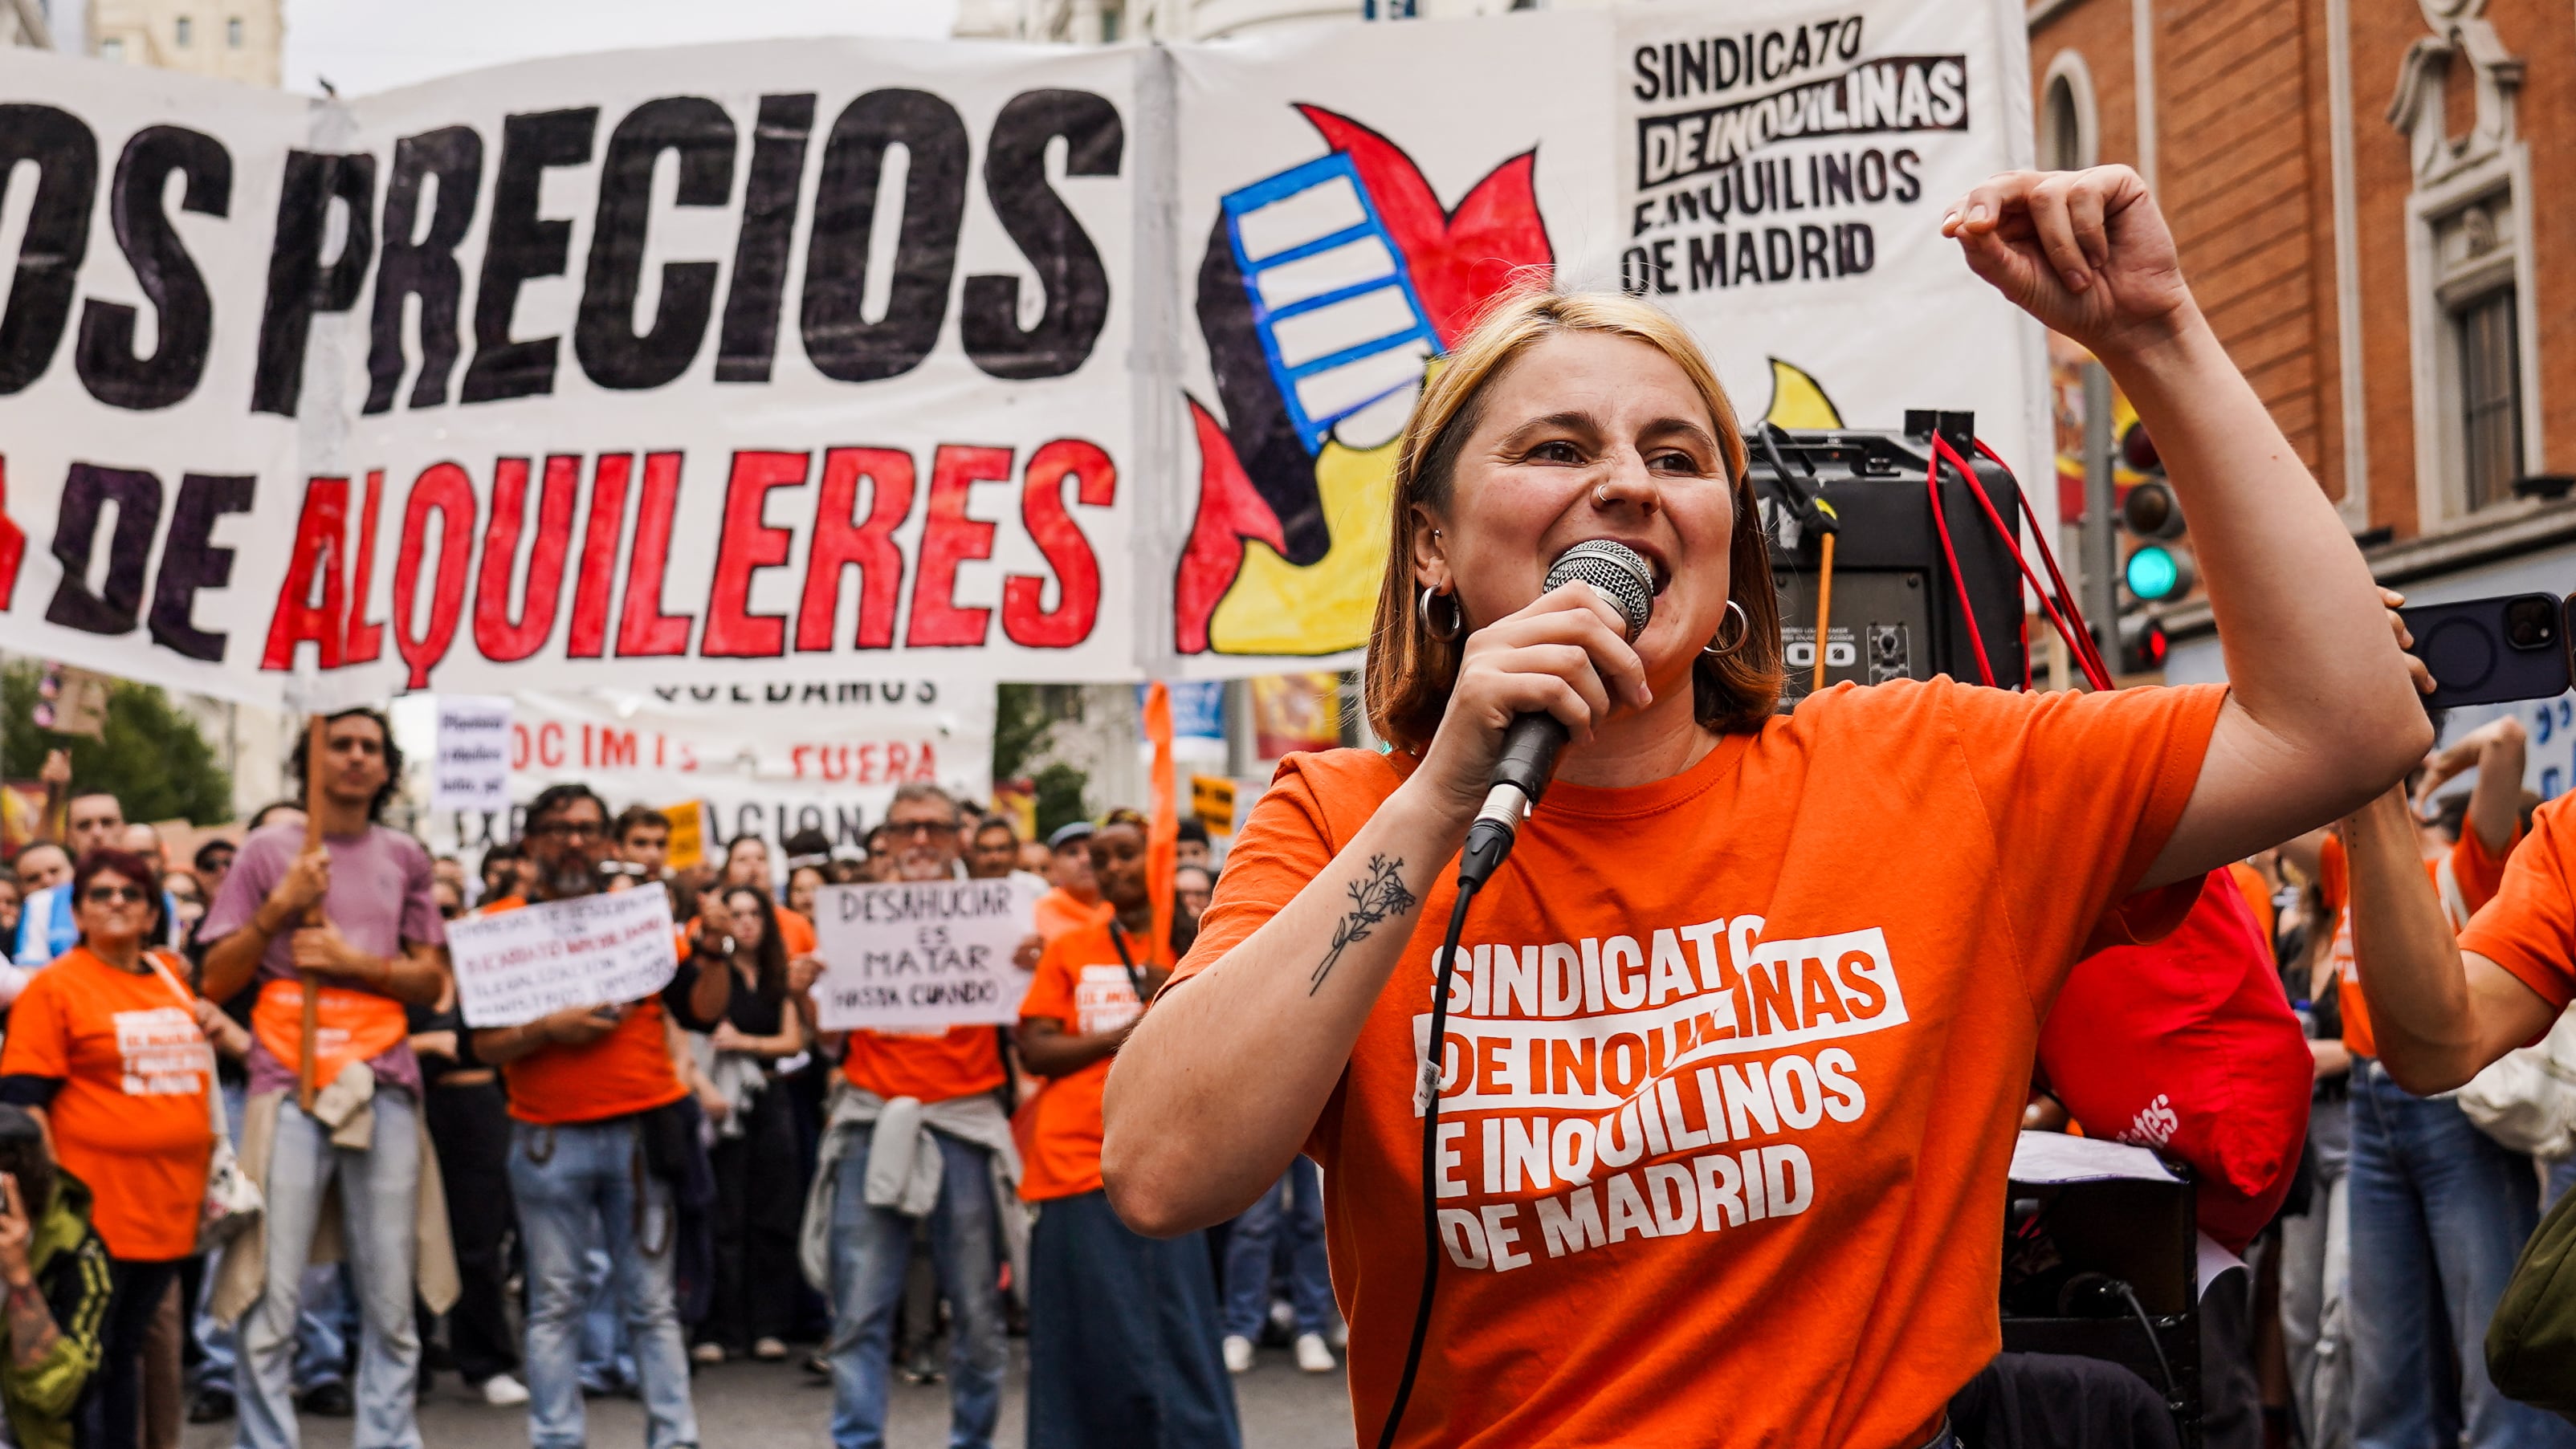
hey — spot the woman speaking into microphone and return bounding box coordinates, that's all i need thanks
[1102,165,2430,1449]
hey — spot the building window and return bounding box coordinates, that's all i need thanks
[228,16,243,47]
[100,36,124,59]
[2454,285,2522,510]
[2037,52,2096,172]
[1098,0,1120,40]
[174,14,191,45]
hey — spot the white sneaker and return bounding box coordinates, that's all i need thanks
[690,1341,727,1366]
[1221,1334,1254,1374]
[1294,1332,1336,1374]
[479,1372,530,1406]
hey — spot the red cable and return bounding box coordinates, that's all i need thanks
[1925,446,1998,687]
[1973,437,2115,686]
[1932,434,2113,691]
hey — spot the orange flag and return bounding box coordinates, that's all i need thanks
[1143,682,1178,963]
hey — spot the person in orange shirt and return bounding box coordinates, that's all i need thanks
[1017,811,1240,1448]
[820,782,1036,1449]
[2340,722,2576,1449]
[1033,822,1109,944]
[198,708,450,1449]
[0,847,213,1449]
[470,784,732,1449]
[1103,167,2436,1449]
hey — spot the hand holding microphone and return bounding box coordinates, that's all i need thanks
[1412,539,1660,890]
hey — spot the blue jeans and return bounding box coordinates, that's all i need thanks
[2347,1060,2576,1449]
[194,1081,354,1398]
[578,1243,637,1393]
[237,1090,424,1449]
[1221,1158,1332,1341]
[825,1128,1005,1449]
[509,1118,697,1449]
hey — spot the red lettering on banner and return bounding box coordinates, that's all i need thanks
[887,742,913,779]
[797,447,913,653]
[704,450,806,657]
[344,470,386,663]
[392,462,477,690]
[261,476,349,670]
[617,452,693,657]
[538,722,565,768]
[475,455,580,663]
[565,454,631,659]
[511,723,530,771]
[0,459,24,610]
[906,446,1010,648]
[1004,439,1114,648]
[598,728,637,769]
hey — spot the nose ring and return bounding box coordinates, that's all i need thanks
[1594,486,1611,507]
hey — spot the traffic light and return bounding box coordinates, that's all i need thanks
[2117,613,2169,675]
[2115,422,2195,604]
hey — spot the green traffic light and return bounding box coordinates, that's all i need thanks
[2126,544,2181,601]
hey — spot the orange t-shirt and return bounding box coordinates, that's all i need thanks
[2228,861,2277,950]
[2319,824,2514,1059]
[1166,678,2224,1449]
[2460,792,2576,1011]
[0,947,214,1260]
[698,907,818,957]
[479,897,691,1125]
[840,1027,1005,1104]
[1018,920,1164,1202]
[1033,888,1111,945]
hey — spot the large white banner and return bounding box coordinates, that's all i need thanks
[0,2,2037,699]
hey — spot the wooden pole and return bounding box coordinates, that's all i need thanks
[296,714,327,1114]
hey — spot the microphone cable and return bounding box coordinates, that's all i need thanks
[1376,873,1482,1449]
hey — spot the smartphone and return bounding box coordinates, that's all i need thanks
[2400,592,2574,710]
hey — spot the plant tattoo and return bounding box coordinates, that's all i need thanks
[1310,854,1418,995]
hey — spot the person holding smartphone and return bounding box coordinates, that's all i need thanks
[0,1104,112,1449]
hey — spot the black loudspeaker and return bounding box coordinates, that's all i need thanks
[1750,409,2032,706]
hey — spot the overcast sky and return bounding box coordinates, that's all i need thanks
[283,0,962,96]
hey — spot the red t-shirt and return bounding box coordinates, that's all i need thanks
[1018,920,1165,1202]
[479,897,691,1125]
[1164,678,2224,1449]
[1,947,214,1260]
[2460,792,2576,1011]
[2319,825,2514,1058]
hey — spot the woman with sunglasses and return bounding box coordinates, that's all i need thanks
[0,849,214,1449]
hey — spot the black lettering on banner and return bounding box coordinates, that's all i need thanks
[715,93,816,385]
[459,108,599,404]
[149,473,255,660]
[47,463,162,634]
[252,151,378,416]
[0,106,98,396]
[366,126,483,413]
[961,89,1121,381]
[577,96,736,390]
[75,126,231,411]
[801,88,968,384]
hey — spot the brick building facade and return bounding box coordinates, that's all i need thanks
[2030,0,2575,665]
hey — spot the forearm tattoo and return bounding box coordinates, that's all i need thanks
[6,1280,58,1369]
[1310,855,1420,995]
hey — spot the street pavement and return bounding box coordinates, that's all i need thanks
[183,1341,1359,1448]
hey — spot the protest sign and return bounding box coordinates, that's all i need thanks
[431,695,512,811]
[810,877,1040,1032]
[0,1,2037,698]
[448,887,680,1028]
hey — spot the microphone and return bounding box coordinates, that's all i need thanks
[1454,539,1655,890]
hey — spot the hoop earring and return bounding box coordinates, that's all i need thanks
[1702,599,1751,657]
[1417,586,1464,643]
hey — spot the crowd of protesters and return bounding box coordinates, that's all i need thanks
[0,711,1327,1449]
[0,687,2569,1448]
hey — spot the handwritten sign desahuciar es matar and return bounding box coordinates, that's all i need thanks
[812,879,1040,1031]
[449,888,680,1028]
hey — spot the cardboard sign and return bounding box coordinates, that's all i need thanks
[1191,774,1237,836]
[448,887,679,1028]
[662,800,707,872]
[432,697,512,812]
[811,878,1040,1031]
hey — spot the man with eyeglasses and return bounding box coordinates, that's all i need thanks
[200,707,452,1449]
[821,782,1040,1449]
[471,784,730,1449]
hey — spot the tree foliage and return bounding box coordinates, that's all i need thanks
[995,684,1090,836]
[2,662,234,825]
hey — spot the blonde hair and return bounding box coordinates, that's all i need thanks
[1363,288,1783,752]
